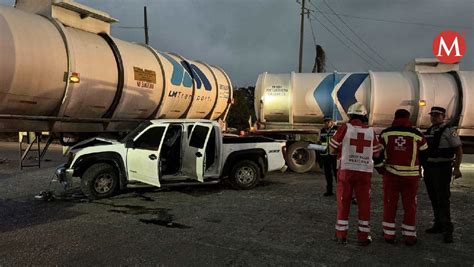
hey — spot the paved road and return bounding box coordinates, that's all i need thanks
[0,141,473,265]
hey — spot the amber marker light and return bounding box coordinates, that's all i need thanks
[419,100,426,107]
[69,72,80,83]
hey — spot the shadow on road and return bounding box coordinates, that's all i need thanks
[0,198,84,233]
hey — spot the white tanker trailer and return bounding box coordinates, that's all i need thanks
[253,59,474,172]
[0,1,232,136]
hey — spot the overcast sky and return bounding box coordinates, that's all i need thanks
[1,0,473,86]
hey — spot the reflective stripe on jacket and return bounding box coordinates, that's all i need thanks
[380,118,427,177]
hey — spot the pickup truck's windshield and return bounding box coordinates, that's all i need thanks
[120,121,152,143]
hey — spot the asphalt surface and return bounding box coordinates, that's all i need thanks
[0,141,473,266]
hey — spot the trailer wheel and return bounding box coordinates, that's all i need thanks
[81,163,119,200]
[286,141,315,173]
[228,160,261,190]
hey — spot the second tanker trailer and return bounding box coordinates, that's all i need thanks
[253,59,473,172]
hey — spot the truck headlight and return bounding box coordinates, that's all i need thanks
[55,164,67,181]
[55,166,65,177]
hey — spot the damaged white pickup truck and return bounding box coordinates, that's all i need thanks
[55,119,287,199]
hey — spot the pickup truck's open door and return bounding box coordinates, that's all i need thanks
[126,125,168,187]
[182,122,213,182]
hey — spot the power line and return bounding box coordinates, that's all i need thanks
[308,1,386,70]
[321,0,394,69]
[308,11,317,49]
[308,15,338,71]
[309,12,376,70]
[313,10,473,30]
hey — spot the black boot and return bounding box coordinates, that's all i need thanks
[443,232,453,243]
[425,225,442,234]
[358,236,372,246]
[336,237,347,245]
[323,191,334,197]
[404,238,418,246]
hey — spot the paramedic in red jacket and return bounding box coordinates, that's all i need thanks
[329,102,382,246]
[376,109,428,246]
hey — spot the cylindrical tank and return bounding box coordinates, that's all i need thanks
[0,5,232,132]
[458,71,474,136]
[255,71,473,135]
[200,64,233,121]
[54,27,121,132]
[0,5,68,131]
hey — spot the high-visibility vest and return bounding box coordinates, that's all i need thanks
[320,126,337,155]
[340,124,374,173]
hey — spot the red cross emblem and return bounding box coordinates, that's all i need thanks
[350,132,372,153]
[395,136,406,147]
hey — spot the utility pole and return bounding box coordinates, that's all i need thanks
[144,6,149,45]
[298,0,306,73]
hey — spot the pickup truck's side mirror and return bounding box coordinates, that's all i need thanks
[125,139,135,149]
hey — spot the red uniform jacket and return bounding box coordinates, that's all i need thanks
[378,118,428,176]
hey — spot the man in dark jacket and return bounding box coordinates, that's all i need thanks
[319,117,338,196]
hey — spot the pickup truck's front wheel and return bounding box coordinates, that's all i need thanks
[229,160,261,190]
[81,163,119,200]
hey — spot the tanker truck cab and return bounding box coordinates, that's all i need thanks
[56,119,287,199]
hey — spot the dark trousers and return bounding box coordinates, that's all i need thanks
[322,155,337,193]
[423,163,454,233]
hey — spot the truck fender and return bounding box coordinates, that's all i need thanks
[221,149,268,179]
[72,152,128,190]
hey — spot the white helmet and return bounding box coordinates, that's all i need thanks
[347,102,368,116]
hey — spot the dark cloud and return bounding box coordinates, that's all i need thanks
[1,0,472,86]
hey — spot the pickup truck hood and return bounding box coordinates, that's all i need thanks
[70,137,120,152]
[70,139,127,168]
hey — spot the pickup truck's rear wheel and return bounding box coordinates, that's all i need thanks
[81,163,119,200]
[229,160,261,190]
[286,141,315,173]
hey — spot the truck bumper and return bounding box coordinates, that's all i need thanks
[55,164,74,186]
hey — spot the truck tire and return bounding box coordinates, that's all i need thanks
[229,160,261,190]
[81,163,119,200]
[286,141,315,173]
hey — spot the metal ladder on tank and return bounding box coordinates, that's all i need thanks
[18,132,53,170]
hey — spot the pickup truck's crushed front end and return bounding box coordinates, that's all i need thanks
[52,137,123,194]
